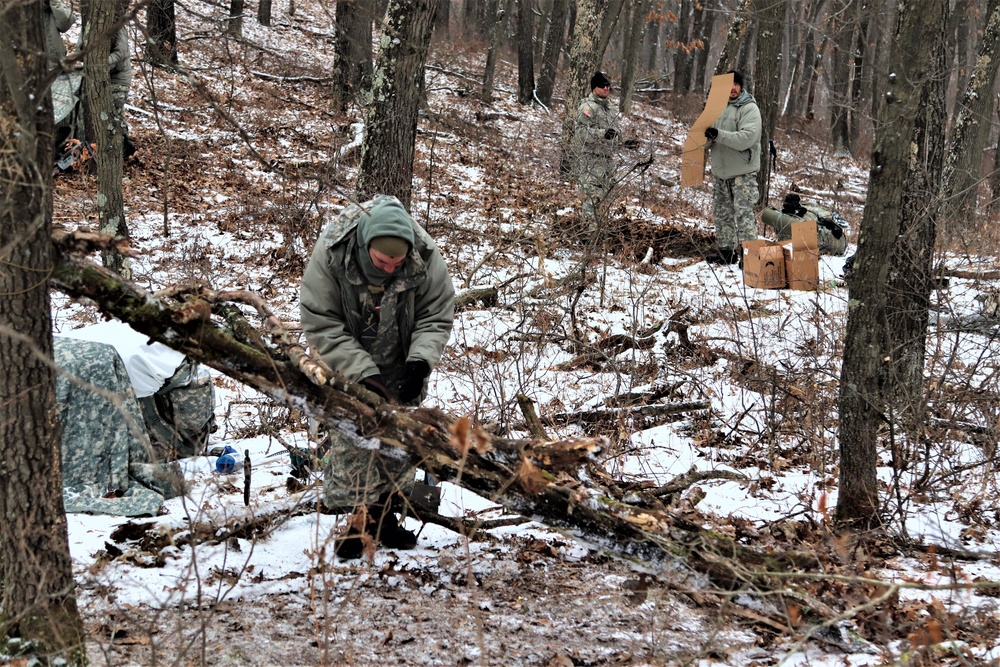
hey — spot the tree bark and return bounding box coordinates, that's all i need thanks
[516,0,535,104]
[536,0,569,106]
[752,0,784,207]
[828,0,853,155]
[228,0,245,36]
[146,0,178,67]
[480,0,505,102]
[81,0,131,278]
[0,2,86,659]
[941,0,1000,230]
[837,0,950,526]
[259,0,272,25]
[355,0,438,208]
[559,0,611,176]
[714,0,751,76]
[619,0,651,113]
[333,0,374,113]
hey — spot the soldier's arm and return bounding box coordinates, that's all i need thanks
[50,0,74,32]
[716,104,762,152]
[407,251,455,369]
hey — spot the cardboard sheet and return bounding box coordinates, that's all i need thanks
[680,72,734,188]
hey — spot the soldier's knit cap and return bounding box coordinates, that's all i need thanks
[357,197,415,257]
[590,71,611,90]
[728,70,744,89]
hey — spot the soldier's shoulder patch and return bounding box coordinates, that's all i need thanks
[582,108,592,117]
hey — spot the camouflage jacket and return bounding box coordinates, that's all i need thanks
[708,90,762,180]
[55,337,184,517]
[574,92,619,161]
[299,196,455,390]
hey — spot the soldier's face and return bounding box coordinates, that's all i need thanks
[369,247,407,273]
[593,84,610,99]
[730,83,741,99]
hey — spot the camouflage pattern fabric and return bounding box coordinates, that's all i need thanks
[322,421,416,510]
[762,206,849,256]
[139,360,216,459]
[712,173,759,250]
[573,93,620,231]
[55,337,185,516]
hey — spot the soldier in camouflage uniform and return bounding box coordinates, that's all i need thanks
[704,71,762,264]
[300,195,455,558]
[573,71,620,238]
[55,337,185,517]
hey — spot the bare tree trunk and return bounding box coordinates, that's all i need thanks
[0,3,86,659]
[81,0,130,278]
[434,0,450,37]
[517,0,535,103]
[753,0,784,207]
[673,0,693,90]
[837,0,949,526]
[146,0,178,67]
[356,0,438,208]
[559,0,612,176]
[693,0,719,95]
[259,0,272,25]
[536,0,569,106]
[714,0,752,76]
[849,3,871,148]
[333,0,374,112]
[828,0,853,155]
[942,0,1000,231]
[228,0,244,36]
[619,0,651,113]
[481,0,506,102]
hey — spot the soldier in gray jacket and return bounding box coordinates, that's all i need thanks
[704,70,762,264]
[573,71,620,239]
[300,195,455,558]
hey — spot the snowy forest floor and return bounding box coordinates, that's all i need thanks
[45,1,1000,665]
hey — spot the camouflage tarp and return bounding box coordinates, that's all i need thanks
[54,337,185,516]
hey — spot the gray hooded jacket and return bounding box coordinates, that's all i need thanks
[299,196,455,390]
[708,89,762,181]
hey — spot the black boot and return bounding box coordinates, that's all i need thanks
[705,248,740,265]
[371,498,417,551]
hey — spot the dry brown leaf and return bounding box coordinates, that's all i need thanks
[449,416,492,455]
[518,458,549,494]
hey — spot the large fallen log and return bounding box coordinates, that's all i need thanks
[49,235,846,628]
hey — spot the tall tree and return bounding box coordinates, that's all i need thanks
[715,0,752,76]
[228,0,245,36]
[752,0,784,207]
[0,1,87,661]
[536,0,570,106]
[356,0,438,208]
[146,0,178,67]
[259,0,272,25]
[517,0,536,103]
[837,0,950,525]
[559,0,612,176]
[333,0,375,112]
[828,0,853,155]
[941,0,1000,229]
[620,0,651,113]
[80,0,131,277]
[481,0,506,102]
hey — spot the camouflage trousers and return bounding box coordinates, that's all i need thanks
[322,423,415,512]
[712,173,759,251]
[112,83,130,135]
[577,157,615,232]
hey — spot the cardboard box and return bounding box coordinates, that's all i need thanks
[783,221,819,290]
[742,240,787,289]
[741,221,820,291]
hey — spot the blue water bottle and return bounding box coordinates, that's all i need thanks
[215,445,242,474]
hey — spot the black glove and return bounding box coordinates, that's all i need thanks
[623,139,641,150]
[360,374,390,400]
[397,360,431,404]
[818,218,844,239]
[603,128,619,141]
[704,127,719,141]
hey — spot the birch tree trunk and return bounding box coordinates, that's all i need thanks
[837,0,950,525]
[356,0,437,208]
[0,2,86,660]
